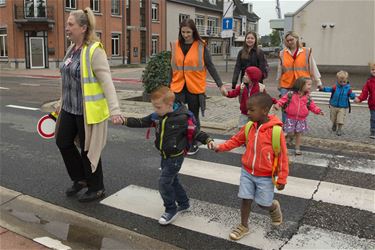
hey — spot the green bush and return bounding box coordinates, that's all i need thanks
[142,51,171,93]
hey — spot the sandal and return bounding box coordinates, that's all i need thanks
[229,224,249,241]
[295,148,302,155]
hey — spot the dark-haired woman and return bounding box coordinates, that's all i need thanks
[170,18,227,155]
[232,31,268,90]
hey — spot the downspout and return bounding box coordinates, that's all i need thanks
[122,0,125,64]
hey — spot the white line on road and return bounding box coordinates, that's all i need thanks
[6,105,40,111]
[180,158,375,212]
[101,185,294,249]
[0,87,10,90]
[20,83,41,86]
[34,237,71,250]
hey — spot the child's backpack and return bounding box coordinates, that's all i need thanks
[244,121,282,186]
[282,91,311,111]
[146,110,197,155]
[329,85,352,113]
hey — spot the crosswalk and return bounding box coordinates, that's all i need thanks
[310,90,367,107]
[101,141,375,249]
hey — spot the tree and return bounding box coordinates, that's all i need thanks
[270,30,281,47]
[142,51,171,94]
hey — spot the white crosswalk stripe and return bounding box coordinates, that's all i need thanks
[101,147,375,249]
[310,91,367,107]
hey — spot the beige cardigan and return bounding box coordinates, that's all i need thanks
[57,43,121,172]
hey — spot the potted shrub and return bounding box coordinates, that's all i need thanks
[142,51,171,100]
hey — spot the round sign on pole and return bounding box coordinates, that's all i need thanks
[37,115,56,139]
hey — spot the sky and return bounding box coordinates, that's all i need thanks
[244,0,309,36]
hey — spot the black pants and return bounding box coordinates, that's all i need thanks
[56,109,104,192]
[175,87,201,130]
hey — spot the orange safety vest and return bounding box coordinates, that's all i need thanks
[170,40,207,94]
[279,47,311,89]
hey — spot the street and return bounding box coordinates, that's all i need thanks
[0,75,374,249]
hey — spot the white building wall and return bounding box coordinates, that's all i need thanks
[292,0,374,67]
[166,2,195,50]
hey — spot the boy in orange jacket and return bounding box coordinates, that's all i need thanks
[211,92,289,241]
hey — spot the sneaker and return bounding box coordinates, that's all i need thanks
[177,204,190,213]
[187,144,199,156]
[158,211,178,225]
[332,124,337,131]
[229,224,249,241]
[269,200,283,226]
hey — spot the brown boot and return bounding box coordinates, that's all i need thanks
[269,200,283,226]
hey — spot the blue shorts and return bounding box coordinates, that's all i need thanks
[238,168,274,206]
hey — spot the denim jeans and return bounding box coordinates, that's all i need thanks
[370,110,375,134]
[159,155,189,213]
[279,88,290,123]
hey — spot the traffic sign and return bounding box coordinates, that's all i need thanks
[222,17,233,30]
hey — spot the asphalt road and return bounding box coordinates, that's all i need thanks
[1,75,374,249]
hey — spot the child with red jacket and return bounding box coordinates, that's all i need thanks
[355,63,375,138]
[275,77,323,155]
[211,93,289,241]
[226,66,271,128]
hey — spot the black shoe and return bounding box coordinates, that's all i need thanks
[65,181,87,197]
[332,124,337,131]
[187,144,199,156]
[78,189,105,202]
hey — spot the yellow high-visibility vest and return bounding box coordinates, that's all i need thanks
[81,42,110,124]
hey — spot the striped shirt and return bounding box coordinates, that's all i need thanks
[61,47,83,115]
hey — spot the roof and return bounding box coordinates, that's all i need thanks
[289,0,314,17]
[167,0,259,22]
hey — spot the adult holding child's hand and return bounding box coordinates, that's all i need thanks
[170,18,226,155]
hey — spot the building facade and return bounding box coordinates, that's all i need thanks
[284,0,374,71]
[166,0,259,58]
[0,0,166,69]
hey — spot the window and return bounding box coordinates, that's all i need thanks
[90,0,100,12]
[65,0,76,9]
[207,16,219,35]
[151,36,159,56]
[152,3,158,21]
[179,14,190,24]
[111,0,120,15]
[111,34,120,56]
[209,0,216,5]
[209,40,222,55]
[0,29,8,58]
[0,0,6,5]
[96,32,101,41]
[195,15,204,34]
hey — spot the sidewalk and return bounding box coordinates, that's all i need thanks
[0,227,50,250]
[3,65,374,153]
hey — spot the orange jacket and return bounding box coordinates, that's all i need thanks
[217,115,289,185]
[170,40,207,94]
[279,47,311,89]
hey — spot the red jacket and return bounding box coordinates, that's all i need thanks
[277,92,321,120]
[357,76,375,110]
[227,83,262,115]
[217,115,289,185]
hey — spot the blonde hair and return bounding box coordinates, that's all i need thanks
[336,70,349,80]
[151,86,175,104]
[70,8,99,44]
[369,62,375,69]
[284,31,302,49]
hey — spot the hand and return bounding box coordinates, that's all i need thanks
[232,83,237,89]
[317,85,323,91]
[240,83,245,90]
[274,104,280,111]
[319,111,324,116]
[111,114,124,125]
[354,97,360,103]
[207,140,216,150]
[220,86,228,96]
[276,184,285,191]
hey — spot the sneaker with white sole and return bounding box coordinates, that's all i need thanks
[177,204,190,213]
[158,211,178,225]
[187,144,199,155]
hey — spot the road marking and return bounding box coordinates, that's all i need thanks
[5,105,40,111]
[180,158,375,212]
[101,185,295,249]
[0,87,10,90]
[20,83,41,86]
[204,139,375,174]
[34,237,71,250]
[283,225,375,249]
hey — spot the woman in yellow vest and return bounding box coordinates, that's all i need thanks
[170,18,227,155]
[276,31,322,122]
[55,8,123,202]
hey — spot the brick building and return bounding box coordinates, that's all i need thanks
[0,0,166,69]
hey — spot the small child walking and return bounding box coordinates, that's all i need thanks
[212,93,289,241]
[275,77,324,155]
[318,71,356,136]
[225,66,269,128]
[355,63,375,139]
[122,86,215,225]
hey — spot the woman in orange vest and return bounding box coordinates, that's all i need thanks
[276,31,322,122]
[170,18,227,155]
